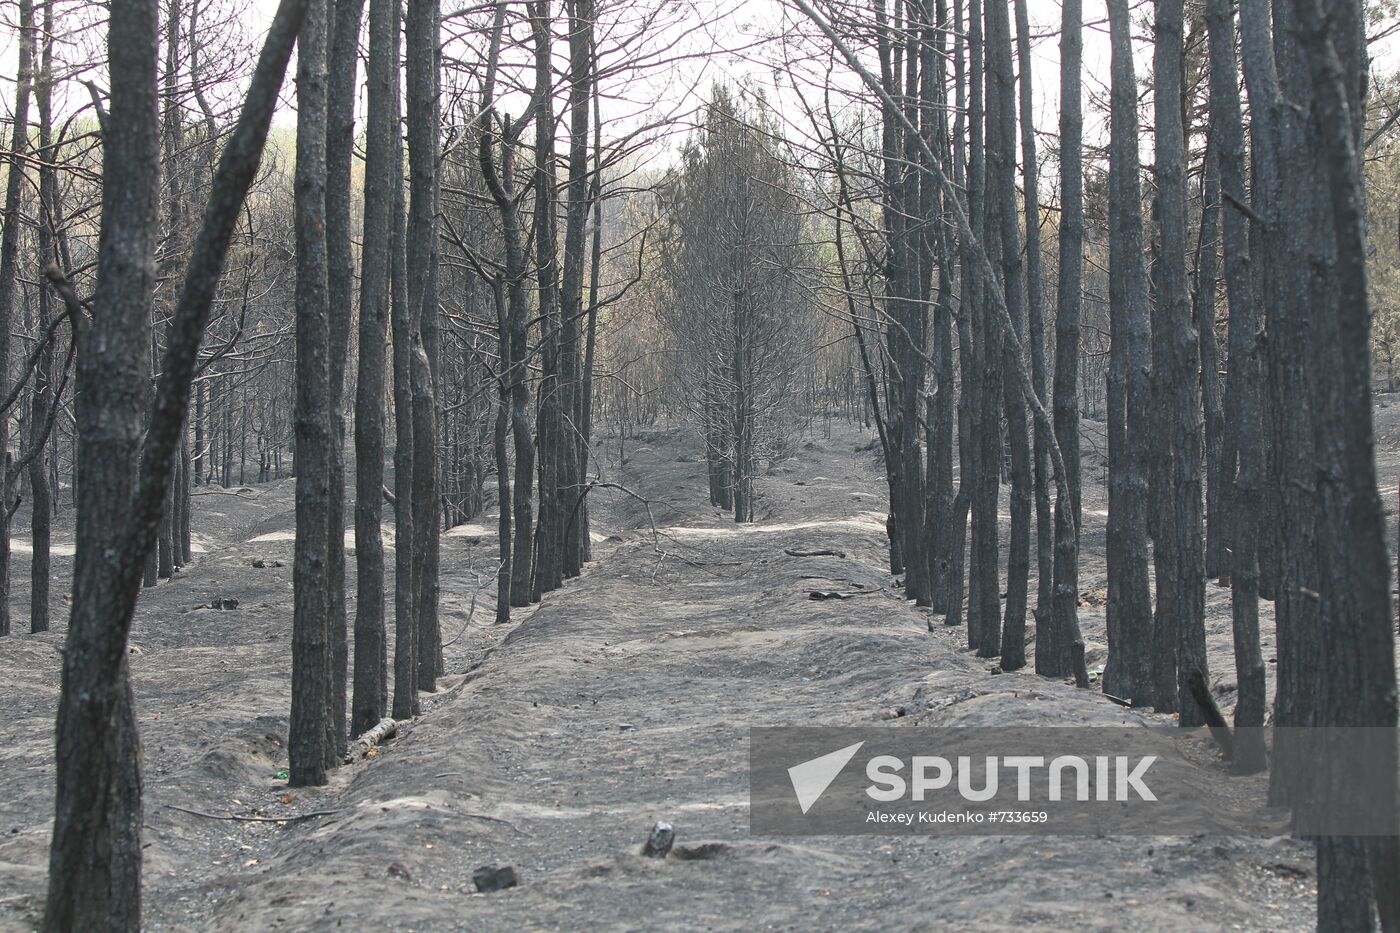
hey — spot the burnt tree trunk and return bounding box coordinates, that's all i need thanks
[530,0,563,598]
[1013,0,1051,631]
[407,0,441,687]
[289,0,334,787]
[29,0,55,634]
[325,0,364,754]
[1205,0,1267,773]
[390,51,419,717]
[0,0,36,635]
[44,1,307,925]
[1044,0,1082,679]
[1150,0,1207,724]
[1102,0,1155,706]
[558,0,593,578]
[987,0,1029,670]
[353,0,392,736]
[1291,0,1400,927]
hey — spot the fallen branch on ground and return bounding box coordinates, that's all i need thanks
[164,804,340,824]
[784,547,847,558]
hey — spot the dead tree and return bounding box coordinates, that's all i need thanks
[965,0,1002,657]
[44,1,308,925]
[29,0,55,634]
[290,0,335,787]
[1289,0,1399,926]
[986,0,1029,668]
[1205,0,1266,773]
[479,15,536,609]
[530,0,563,599]
[353,0,393,737]
[1045,0,1082,679]
[1102,0,1155,707]
[1013,0,1051,630]
[0,0,35,637]
[1150,0,1207,723]
[325,0,364,756]
[558,0,595,578]
[407,0,442,685]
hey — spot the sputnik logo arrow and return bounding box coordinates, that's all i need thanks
[788,741,865,814]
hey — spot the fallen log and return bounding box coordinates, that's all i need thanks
[345,717,398,763]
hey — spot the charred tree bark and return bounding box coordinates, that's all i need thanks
[941,0,972,632]
[289,0,334,787]
[0,0,35,636]
[925,0,956,619]
[353,0,392,737]
[1044,0,1083,679]
[987,0,1028,669]
[966,0,1002,656]
[40,2,158,921]
[531,0,563,599]
[407,0,441,687]
[493,277,512,622]
[1102,0,1154,706]
[44,0,307,925]
[558,0,594,579]
[1150,0,1206,724]
[1195,141,1228,584]
[325,0,364,754]
[29,0,55,634]
[1291,0,1400,927]
[479,38,535,609]
[1013,0,1051,631]
[390,63,419,718]
[1205,0,1266,774]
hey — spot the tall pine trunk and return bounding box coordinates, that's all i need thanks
[1102,0,1154,706]
[1150,0,1206,723]
[289,0,333,787]
[352,0,393,736]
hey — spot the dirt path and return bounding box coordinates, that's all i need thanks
[0,424,1318,931]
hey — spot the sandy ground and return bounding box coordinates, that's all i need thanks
[6,402,1390,930]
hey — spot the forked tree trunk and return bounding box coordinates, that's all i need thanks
[45,1,307,925]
